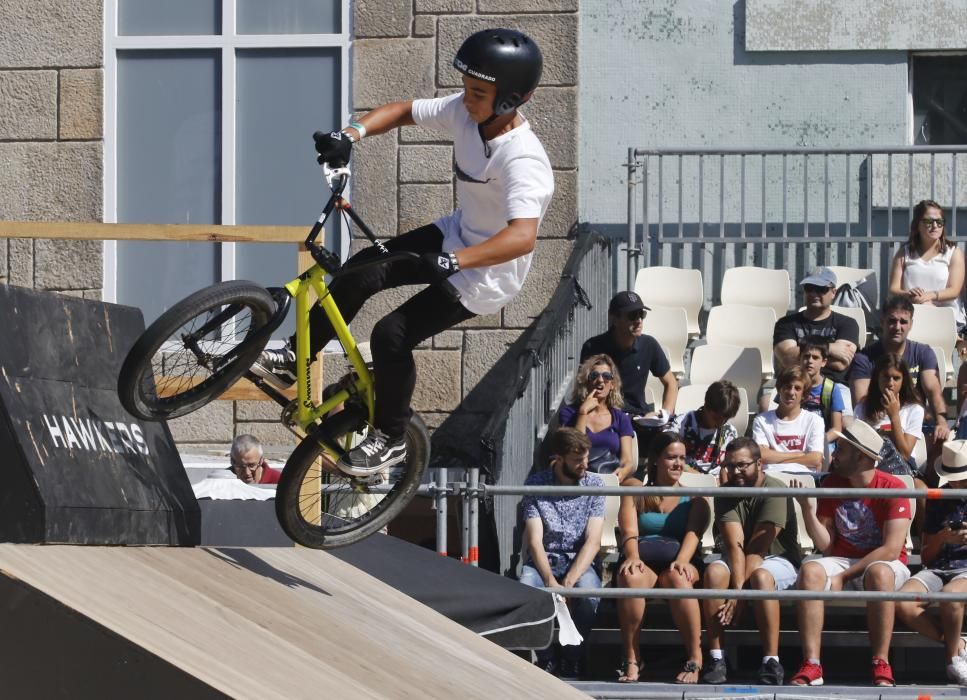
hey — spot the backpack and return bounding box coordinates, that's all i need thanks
[818,377,835,426]
[832,273,878,336]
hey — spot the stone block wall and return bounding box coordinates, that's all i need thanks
[0,0,103,297]
[349,0,579,435]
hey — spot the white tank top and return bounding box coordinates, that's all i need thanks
[902,243,966,327]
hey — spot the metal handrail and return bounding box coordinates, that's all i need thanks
[543,588,967,603]
[484,484,965,499]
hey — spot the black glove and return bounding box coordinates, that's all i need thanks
[313,130,353,167]
[420,252,460,283]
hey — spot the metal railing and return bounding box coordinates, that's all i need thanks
[623,146,967,309]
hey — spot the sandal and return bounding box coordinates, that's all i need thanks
[674,659,701,684]
[616,659,642,683]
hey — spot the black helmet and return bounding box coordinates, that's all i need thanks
[453,28,543,117]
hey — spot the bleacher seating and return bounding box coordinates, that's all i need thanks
[634,267,704,338]
[688,344,762,411]
[932,344,954,388]
[910,304,958,363]
[831,304,868,349]
[720,266,791,321]
[641,306,688,376]
[705,304,777,379]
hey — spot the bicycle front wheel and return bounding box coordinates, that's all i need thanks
[275,413,430,548]
[118,281,276,421]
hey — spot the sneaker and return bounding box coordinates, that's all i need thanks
[758,658,784,685]
[947,655,967,685]
[701,657,727,684]
[789,660,824,686]
[337,429,407,476]
[871,657,895,687]
[250,345,297,389]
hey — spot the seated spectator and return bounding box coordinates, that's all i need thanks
[670,380,741,475]
[798,339,852,439]
[581,291,679,422]
[520,427,604,679]
[888,199,965,336]
[895,440,967,685]
[850,295,949,446]
[790,421,912,688]
[229,434,281,485]
[559,354,636,482]
[752,366,825,475]
[701,437,802,686]
[773,267,859,384]
[614,432,710,684]
[853,353,924,477]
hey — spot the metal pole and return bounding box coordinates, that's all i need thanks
[482,484,967,499]
[626,147,637,290]
[469,467,480,567]
[548,587,967,603]
[435,466,447,557]
[461,467,470,564]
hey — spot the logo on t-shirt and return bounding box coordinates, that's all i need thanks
[775,434,805,451]
[835,501,882,552]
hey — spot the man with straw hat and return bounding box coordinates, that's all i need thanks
[788,421,912,688]
[896,439,967,685]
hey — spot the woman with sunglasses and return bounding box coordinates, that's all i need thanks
[559,353,636,482]
[888,199,965,336]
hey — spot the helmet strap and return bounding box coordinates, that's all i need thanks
[477,123,493,158]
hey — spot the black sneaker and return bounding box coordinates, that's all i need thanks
[250,345,297,389]
[337,429,407,476]
[757,658,784,685]
[558,658,585,680]
[701,656,727,684]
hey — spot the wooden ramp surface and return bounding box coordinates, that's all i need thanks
[0,544,585,699]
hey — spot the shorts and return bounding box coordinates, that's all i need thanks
[806,556,910,591]
[909,567,967,593]
[708,555,798,591]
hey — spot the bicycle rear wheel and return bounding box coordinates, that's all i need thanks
[275,413,430,548]
[118,281,276,421]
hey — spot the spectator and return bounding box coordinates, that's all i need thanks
[773,267,859,383]
[581,291,678,421]
[229,434,281,485]
[701,437,802,686]
[798,339,852,444]
[853,354,924,476]
[520,427,604,679]
[888,199,965,335]
[671,380,741,475]
[850,295,949,445]
[559,354,636,482]
[895,439,967,685]
[790,420,912,688]
[614,431,709,684]
[752,366,825,475]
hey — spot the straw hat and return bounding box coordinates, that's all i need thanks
[938,440,967,480]
[832,421,883,461]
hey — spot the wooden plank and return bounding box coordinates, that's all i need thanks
[156,375,296,402]
[0,220,306,243]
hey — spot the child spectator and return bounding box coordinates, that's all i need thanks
[752,366,825,475]
[798,339,852,444]
[671,380,741,475]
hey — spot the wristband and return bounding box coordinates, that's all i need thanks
[348,120,367,140]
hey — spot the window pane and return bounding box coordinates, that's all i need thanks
[119,0,220,36]
[913,55,967,146]
[235,48,341,338]
[237,0,340,34]
[117,50,221,323]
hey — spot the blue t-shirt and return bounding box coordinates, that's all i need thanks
[849,340,937,393]
[559,403,634,458]
[522,469,606,555]
[923,488,967,570]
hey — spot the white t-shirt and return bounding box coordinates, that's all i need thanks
[410,93,554,315]
[854,401,925,441]
[752,409,826,474]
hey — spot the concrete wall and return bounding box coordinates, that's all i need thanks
[579,0,910,230]
[0,0,103,296]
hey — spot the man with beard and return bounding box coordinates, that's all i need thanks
[789,420,912,688]
[520,427,604,678]
[701,437,802,686]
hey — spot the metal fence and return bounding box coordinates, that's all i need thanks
[623,146,967,310]
[477,229,613,576]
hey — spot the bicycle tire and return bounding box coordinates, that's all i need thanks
[275,413,430,548]
[118,281,276,421]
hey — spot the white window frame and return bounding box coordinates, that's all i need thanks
[102,0,352,303]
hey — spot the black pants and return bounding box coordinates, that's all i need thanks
[307,224,475,438]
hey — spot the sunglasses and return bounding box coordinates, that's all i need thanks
[920,218,945,228]
[588,370,614,382]
[803,284,833,294]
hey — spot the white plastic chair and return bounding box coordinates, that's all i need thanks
[767,471,816,555]
[733,387,750,436]
[897,474,918,553]
[688,344,763,413]
[932,345,955,389]
[635,267,704,338]
[721,266,791,321]
[678,471,718,554]
[642,306,689,376]
[705,304,777,379]
[598,472,622,552]
[646,374,665,412]
[833,306,868,350]
[910,305,958,362]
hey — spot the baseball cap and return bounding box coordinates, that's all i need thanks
[800,267,838,289]
[608,291,650,316]
[832,420,883,461]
